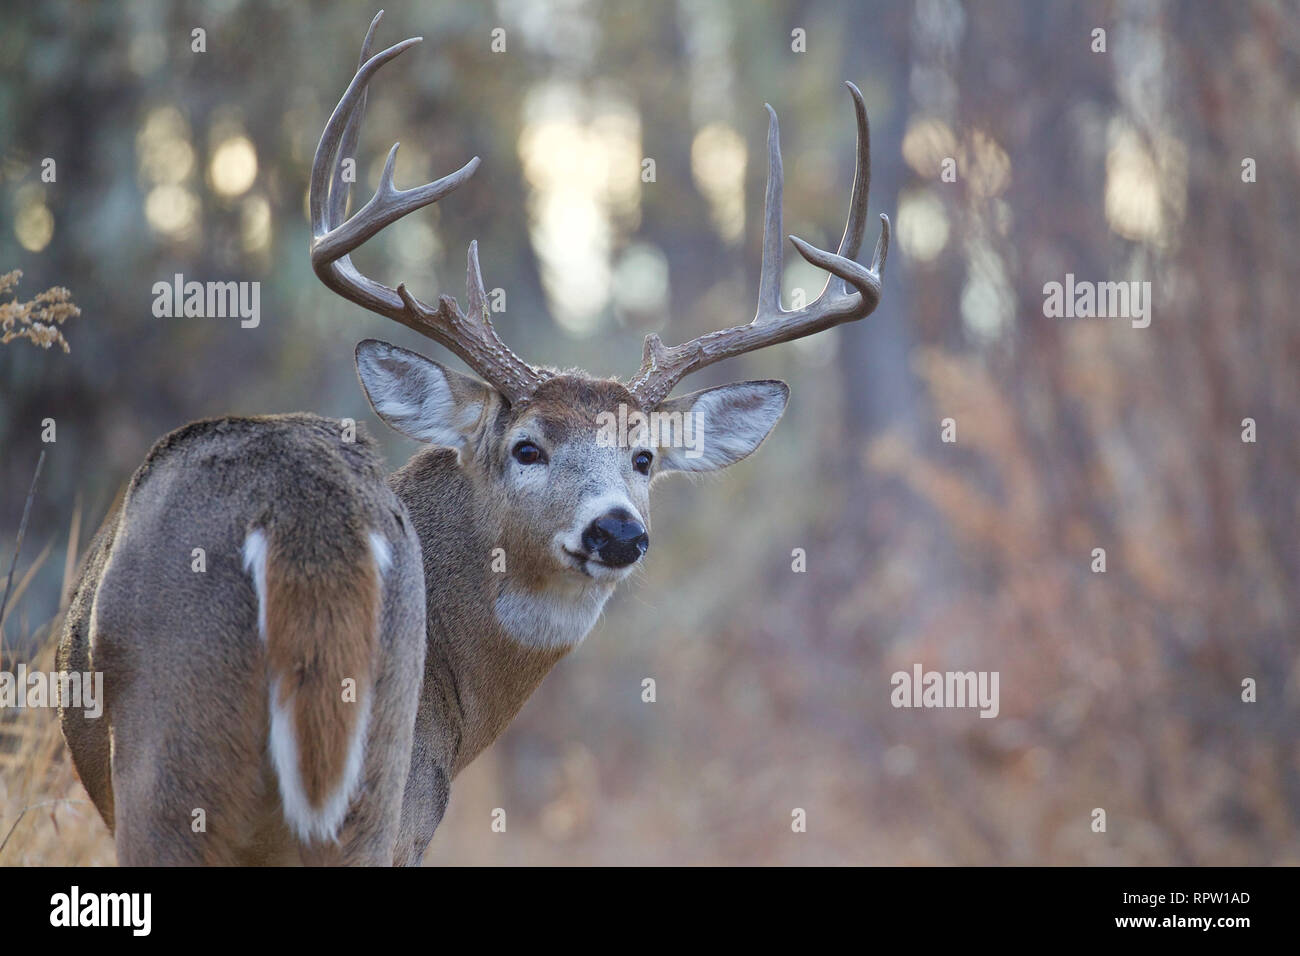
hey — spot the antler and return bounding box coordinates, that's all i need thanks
[311,11,548,404]
[627,83,890,408]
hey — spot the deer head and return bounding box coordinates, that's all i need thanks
[310,13,888,614]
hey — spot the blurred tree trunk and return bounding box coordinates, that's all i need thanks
[835,2,916,454]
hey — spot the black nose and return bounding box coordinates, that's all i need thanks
[581,509,649,568]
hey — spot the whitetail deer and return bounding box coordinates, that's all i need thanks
[58,11,888,865]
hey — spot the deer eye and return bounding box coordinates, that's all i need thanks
[512,441,547,465]
[633,450,653,475]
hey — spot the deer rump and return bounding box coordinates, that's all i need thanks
[62,414,425,865]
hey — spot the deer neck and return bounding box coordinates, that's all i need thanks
[388,447,613,776]
[431,617,570,775]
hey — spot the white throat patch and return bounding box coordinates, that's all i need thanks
[494,583,613,650]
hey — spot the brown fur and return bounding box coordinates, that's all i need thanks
[263,526,379,811]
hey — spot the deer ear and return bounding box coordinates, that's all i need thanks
[653,380,789,474]
[355,339,491,448]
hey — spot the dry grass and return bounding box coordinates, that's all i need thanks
[0,270,80,353]
[0,634,114,866]
[0,509,112,868]
[0,495,113,865]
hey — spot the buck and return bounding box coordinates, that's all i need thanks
[58,12,888,865]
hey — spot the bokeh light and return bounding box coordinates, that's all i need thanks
[210,135,259,198]
[690,122,747,242]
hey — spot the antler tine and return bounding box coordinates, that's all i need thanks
[464,238,489,321]
[628,83,890,408]
[832,81,877,291]
[755,104,785,316]
[324,11,384,231]
[310,13,545,405]
[309,37,480,270]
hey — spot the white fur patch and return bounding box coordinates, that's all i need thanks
[267,677,372,845]
[495,584,611,650]
[368,530,392,575]
[241,528,268,641]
